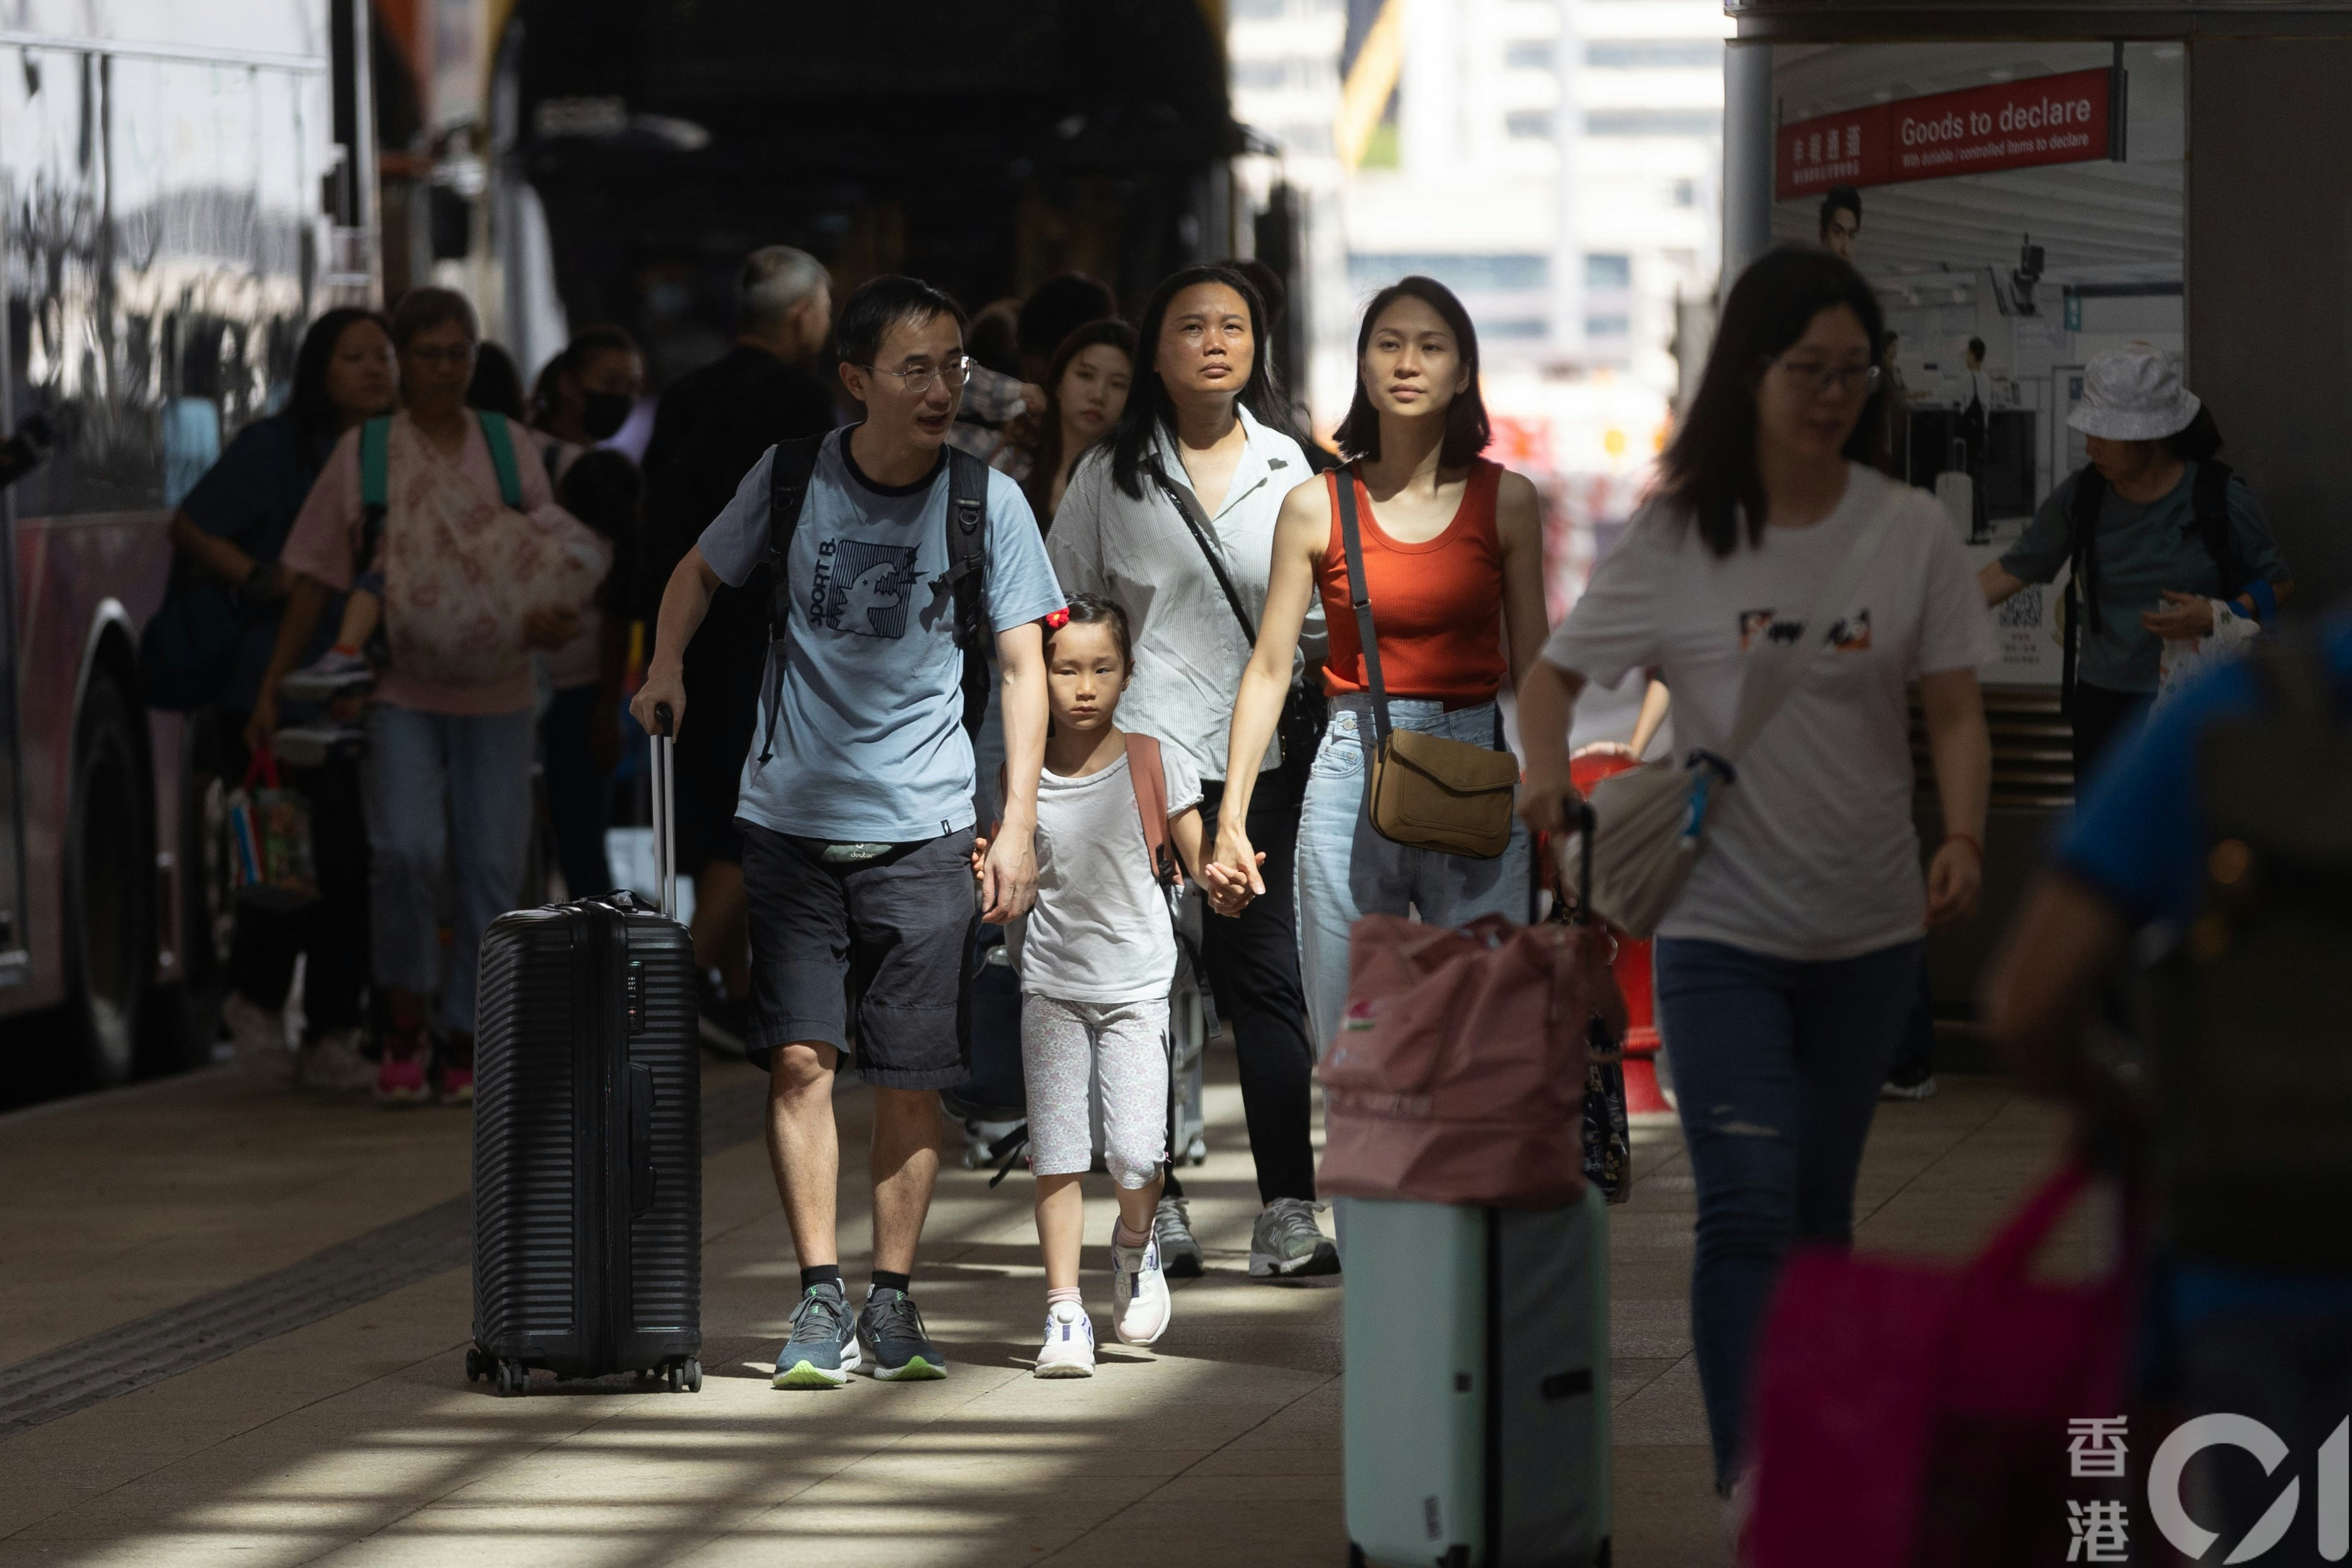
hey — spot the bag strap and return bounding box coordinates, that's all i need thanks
[1148,454,1259,643]
[2191,458,2245,601]
[947,446,993,741]
[755,435,829,765]
[1973,1162,2094,1282]
[1722,487,1905,763]
[1333,466,1393,753]
[1124,732,1178,887]
[355,415,392,580]
[476,410,524,509]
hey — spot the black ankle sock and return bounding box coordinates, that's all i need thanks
[870,1270,911,1297]
[800,1264,843,1294]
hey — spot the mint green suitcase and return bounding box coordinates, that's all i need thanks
[1340,1187,1611,1567]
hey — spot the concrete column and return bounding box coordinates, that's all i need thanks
[1721,39,1774,303]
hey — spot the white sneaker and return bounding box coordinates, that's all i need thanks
[298,1028,376,1092]
[1033,1302,1095,1378]
[1110,1220,1173,1346]
[220,994,291,1081]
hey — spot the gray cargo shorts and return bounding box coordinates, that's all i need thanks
[740,824,976,1090]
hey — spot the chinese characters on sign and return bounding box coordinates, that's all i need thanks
[1776,67,2116,200]
[2067,1417,2130,1562]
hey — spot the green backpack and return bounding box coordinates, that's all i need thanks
[352,410,524,579]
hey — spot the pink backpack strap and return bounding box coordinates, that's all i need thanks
[1124,732,1178,887]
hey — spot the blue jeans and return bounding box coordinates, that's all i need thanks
[1652,935,1923,1490]
[360,703,536,1035]
[1296,695,1532,1056]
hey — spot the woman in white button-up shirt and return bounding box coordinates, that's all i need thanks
[1047,263,1337,1282]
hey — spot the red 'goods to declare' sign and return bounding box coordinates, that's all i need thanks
[1776,67,2113,200]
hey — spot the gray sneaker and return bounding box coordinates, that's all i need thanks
[297,1027,376,1092]
[772,1281,861,1388]
[1248,1197,1339,1279]
[1153,1196,1204,1279]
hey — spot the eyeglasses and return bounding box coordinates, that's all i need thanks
[1774,358,1881,399]
[857,354,972,396]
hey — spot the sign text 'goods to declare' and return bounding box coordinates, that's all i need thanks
[1776,67,2114,201]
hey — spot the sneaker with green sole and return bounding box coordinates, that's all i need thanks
[858,1286,947,1381]
[772,1281,860,1388]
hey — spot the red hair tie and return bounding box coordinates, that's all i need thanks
[1044,607,1071,630]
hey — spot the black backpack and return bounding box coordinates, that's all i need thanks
[2061,458,2245,708]
[2146,634,2352,1269]
[754,435,991,765]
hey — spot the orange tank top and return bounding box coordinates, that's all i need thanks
[1317,460,1509,703]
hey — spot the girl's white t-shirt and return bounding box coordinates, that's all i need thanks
[1542,465,1997,962]
[1015,737,1204,1005]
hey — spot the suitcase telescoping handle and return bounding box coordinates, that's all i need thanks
[1563,795,1596,927]
[650,703,677,921]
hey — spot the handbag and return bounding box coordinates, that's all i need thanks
[1572,493,1903,937]
[139,555,250,713]
[1332,467,1519,858]
[225,749,318,912]
[1744,1163,2138,1567]
[1317,802,1616,1206]
[1145,456,1327,771]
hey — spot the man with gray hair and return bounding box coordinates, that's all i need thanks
[640,245,839,1051]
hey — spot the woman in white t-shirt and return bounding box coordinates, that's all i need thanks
[1519,248,1995,1514]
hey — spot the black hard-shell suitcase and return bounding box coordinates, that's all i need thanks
[466,711,702,1397]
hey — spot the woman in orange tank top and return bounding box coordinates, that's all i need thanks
[1203,276,1553,1053]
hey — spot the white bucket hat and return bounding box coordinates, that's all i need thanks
[2068,343,2201,442]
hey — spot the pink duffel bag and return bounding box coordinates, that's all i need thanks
[1315,908,1620,1209]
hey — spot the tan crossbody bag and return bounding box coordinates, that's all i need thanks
[1567,493,1903,937]
[1335,470,1521,859]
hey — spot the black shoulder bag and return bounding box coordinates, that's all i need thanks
[1144,455,1327,771]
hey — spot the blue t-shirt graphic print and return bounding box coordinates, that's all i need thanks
[696,430,1064,841]
[816,538,920,639]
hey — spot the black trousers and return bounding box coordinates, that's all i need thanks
[2071,681,2153,788]
[1170,750,1320,1207]
[224,715,371,1039]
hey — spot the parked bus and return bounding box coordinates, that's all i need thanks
[0,0,377,1084]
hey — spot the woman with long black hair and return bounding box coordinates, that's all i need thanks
[1211,275,1550,1054]
[1518,248,1995,1522]
[164,306,398,1089]
[1046,264,1334,1281]
[1018,318,1137,526]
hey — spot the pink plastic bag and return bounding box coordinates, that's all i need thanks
[1315,913,1617,1208]
[1744,1163,2138,1567]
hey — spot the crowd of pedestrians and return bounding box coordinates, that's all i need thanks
[159,225,2332,1472]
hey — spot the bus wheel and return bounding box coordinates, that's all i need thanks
[64,678,153,1086]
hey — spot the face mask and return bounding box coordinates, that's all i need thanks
[580,391,633,441]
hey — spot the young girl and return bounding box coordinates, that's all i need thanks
[978,594,1248,1377]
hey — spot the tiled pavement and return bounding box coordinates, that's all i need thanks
[0,1047,2073,1566]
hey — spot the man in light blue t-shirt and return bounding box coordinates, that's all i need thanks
[633,275,1061,1392]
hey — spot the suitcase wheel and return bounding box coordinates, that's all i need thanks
[666,1362,684,1393]
[495,1361,528,1398]
[464,1347,487,1384]
[684,1358,703,1394]
[1183,1136,1208,1166]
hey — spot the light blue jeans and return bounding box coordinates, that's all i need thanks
[1295,695,1533,1056]
[360,703,536,1035]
